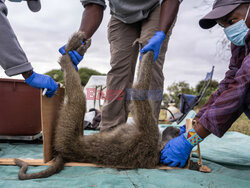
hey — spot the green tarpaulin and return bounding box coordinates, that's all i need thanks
[1,111,250,188]
[1,131,250,188]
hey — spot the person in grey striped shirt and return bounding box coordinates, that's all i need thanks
[161,0,250,168]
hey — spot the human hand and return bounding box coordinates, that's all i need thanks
[140,31,166,62]
[25,71,58,98]
[179,125,186,135]
[160,134,193,167]
[59,41,85,71]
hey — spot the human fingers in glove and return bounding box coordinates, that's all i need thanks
[59,41,85,71]
[140,0,180,61]
[179,125,186,135]
[160,122,210,167]
[140,31,166,62]
[22,70,58,98]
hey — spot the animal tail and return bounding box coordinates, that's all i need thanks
[14,155,64,180]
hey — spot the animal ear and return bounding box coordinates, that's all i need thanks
[161,126,180,141]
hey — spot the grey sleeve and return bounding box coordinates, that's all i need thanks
[80,0,106,9]
[0,2,33,77]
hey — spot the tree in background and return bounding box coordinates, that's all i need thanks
[163,80,218,108]
[45,69,64,84]
[46,67,218,109]
[162,93,171,106]
[195,80,218,108]
[78,68,106,86]
[165,81,196,107]
[45,67,105,86]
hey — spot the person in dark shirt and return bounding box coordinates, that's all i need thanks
[161,0,250,168]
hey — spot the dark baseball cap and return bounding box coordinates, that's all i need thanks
[199,0,250,29]
[26,0,41,12]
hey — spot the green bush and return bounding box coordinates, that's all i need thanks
[45,67,105,86]
[163,80,219,108]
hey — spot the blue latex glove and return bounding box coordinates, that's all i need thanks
[179,125,186,135]
[160,134,193,167]
[140,31,166,62]
[25,72,58,98]
[59,41,85,71]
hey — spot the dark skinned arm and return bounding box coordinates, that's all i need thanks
[193,117,211,139]
[79,4,104,39]
[159,0,180,34]
[22,70,33,79]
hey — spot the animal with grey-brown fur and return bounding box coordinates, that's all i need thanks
[14,32,180,180]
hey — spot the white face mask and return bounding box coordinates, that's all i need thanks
[224,4,250,46]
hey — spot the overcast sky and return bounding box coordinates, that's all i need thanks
[0,0,231,92]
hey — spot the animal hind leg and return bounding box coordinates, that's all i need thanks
[59,32,91,105]
[56,33,91,139]
[131,52,158,133]
[13,33,91,180]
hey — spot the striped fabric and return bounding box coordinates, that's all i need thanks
[196,31,250,137]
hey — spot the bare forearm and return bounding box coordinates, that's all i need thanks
[194,118,211,139]
[22,70,33,79]
[159,0,180,34]
[79,4,104,39]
